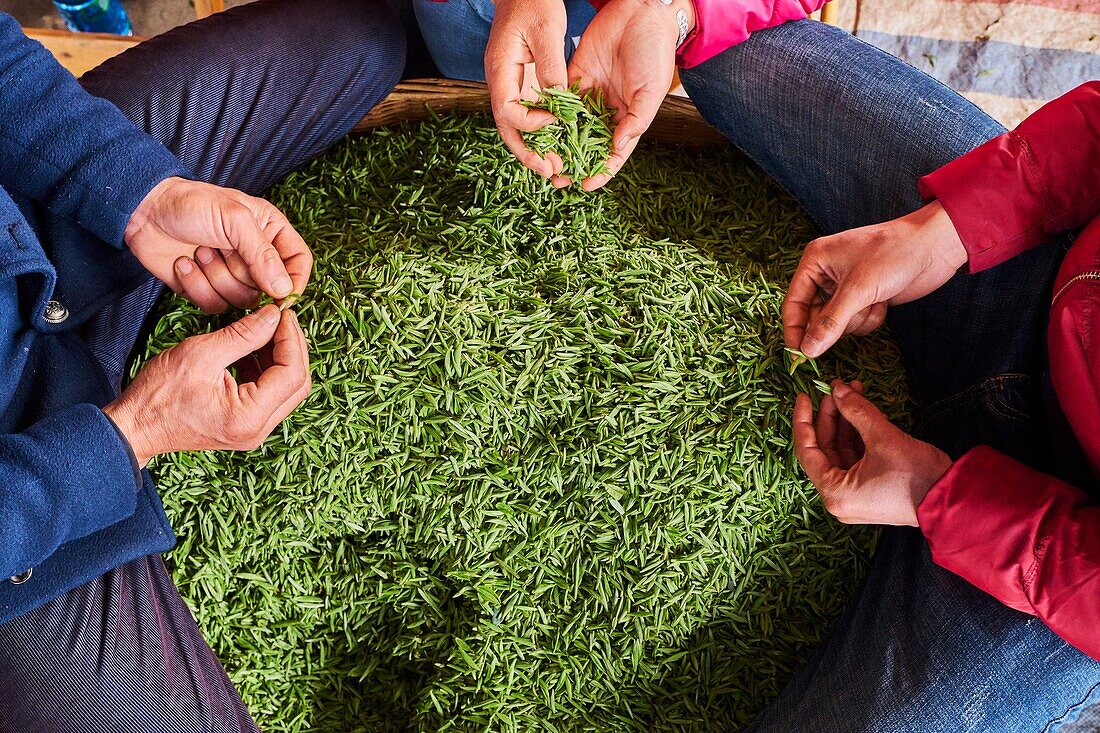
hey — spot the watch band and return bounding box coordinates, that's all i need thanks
[657,0,690,49]
[675,8,689,48]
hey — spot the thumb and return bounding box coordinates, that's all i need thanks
[802,282,871,357]
[207,305,281,366]
[615,85,663,148]
[222,201,294,299]
[831,382,888,440]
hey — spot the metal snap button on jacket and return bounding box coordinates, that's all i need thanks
[9,568,32,585]
[44,299,69,324]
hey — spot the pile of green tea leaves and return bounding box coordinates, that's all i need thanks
[136,113,911,732]
[521,84,614,181]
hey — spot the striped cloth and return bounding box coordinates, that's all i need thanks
[831,0,1100,126]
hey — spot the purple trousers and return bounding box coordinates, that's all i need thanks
[0,2,403,730]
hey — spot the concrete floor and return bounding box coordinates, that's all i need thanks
[2,0,249,36]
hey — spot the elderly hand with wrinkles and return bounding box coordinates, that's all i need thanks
[103,176,313,466]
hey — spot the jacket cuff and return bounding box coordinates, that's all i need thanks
[44,404,139,540]
[77,145,189,249]
[917,445,1061,614]
[677,0,824,68]
[1,404,139,580]
[917,132,1047,274]
[102,411,143,491]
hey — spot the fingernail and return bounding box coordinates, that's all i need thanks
[833,383,852,399]
[176,258,193,275]
[196,247,214,264]
[258,304,279,325]
[272,275,292,297]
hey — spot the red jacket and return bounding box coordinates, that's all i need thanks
[916,82,1100,660]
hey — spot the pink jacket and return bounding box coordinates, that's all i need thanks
[590,0,827,67]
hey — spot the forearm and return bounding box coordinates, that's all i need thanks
[0,405,140,579]
[918,82,1100,273]
[0,13,187,246]
[918,446,1100,660]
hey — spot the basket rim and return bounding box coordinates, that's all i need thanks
[354,78,728,149]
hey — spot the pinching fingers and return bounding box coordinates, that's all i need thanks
[793,393,835,486]
[175,255,229,314]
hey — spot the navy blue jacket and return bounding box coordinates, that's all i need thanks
[0,14,188,622]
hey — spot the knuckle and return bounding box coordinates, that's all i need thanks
[172,338,202,362]
[225,320,258,345]
[259,246,282,267]
[815,313,840,334]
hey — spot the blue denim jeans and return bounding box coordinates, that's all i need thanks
[416,7,1100,731]
[412,0,595,80]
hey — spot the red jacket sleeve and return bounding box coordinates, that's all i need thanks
[918,81,1100,273]
[917,446,1100,660]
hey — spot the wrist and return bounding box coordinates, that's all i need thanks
[124,176,183,250]
[910,446,954,522]
[633,0,695,46]
[925,200,969,271]
[103,399,155,468]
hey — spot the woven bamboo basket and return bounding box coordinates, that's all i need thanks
[354,78,727,148]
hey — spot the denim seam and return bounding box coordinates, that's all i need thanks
[985,378,1034,424]
[917,373,1034,427]
[1041,681,1100,733]
[461,0,494,25]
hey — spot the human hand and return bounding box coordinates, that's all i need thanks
[103,305,311,467]
[793,380,952,526]
[485,0,570,181]
[125,177,314,313]
[567,0,692,190]
[782,201,968,357]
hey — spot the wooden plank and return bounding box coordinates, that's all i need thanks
[26,27,142,77]
[355,79,728,149]
[193,0,225,18]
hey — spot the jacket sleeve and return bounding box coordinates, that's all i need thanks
[675,0,827,68]
[917,445,1100,661]
[918,82,1100,273]
[0,404,141,580]
[0,13,188,247]
[586,0,827,68]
